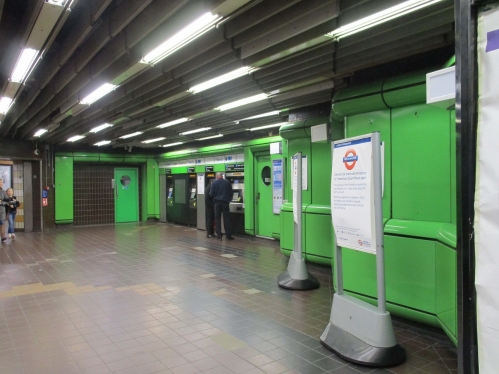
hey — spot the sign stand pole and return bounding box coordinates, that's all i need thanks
[320,132,405,367]
[278,152,319,290]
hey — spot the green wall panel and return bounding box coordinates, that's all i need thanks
[311,142,331,206]
[343,235,436,314]
[55,156,74,223]
[392,105,451,222]
[435,242,457,341]
[280,206,294,252]
[450,110,456,224]
[304,213,332,260]
[146,159,159,220]
[345,110,391,218]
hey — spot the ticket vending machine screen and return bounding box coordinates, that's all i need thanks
[167,188,173,198]
[190,188,196,199]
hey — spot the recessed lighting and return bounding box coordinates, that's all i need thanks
[34,129,48,137]
[179,127,211,136]
[142,137,166,144]
[80,83,117,105]
[327,0,443,39]
[235,111,280,122]
[67,135,85,142]
[249,122,288,131]
[189,67,252,94]
[197,134,223,141]
[162,142,183,147]
[11,48,39,83]
[120,131,143,139]
[94,140,111,146]
[141,12,222,65]
[0,97,13,115]
[216,93,268,111]
[156,118,189,128]
[90,123,113,133]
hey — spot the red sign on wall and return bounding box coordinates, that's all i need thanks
[42,198,48,207]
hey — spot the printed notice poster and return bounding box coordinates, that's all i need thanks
[292,156,298,223]
[197,174,205,194]
[272,159,283,214]
[331,135,375,254]
[291,156,308,190]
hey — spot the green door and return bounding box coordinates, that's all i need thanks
[114,168,139,223]
[255,155,273,237]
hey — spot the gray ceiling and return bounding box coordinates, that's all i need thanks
[0,0,455,152]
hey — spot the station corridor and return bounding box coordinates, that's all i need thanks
[0,223,457,374]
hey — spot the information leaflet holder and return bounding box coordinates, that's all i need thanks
[320,132,405,367]
[277,152,319,290]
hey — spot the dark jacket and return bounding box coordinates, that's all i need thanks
[205,185,214,205]
[7,196,20,214]
[210,178,233,203]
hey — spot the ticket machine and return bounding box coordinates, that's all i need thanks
[197,171,216,231]
[166,175,174,222]
[225,171,245,234]
[188,173,197,226]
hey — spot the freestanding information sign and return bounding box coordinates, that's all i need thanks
[277,152,319,290]
[320,132,405,367]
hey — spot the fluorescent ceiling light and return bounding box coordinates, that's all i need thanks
[156,118,189,128]
[46,0,70,5]
[90,123,113,133]
[327,0,442,39]
[179,127,211,136]
[162,142,183,147]
[67,135,85,142]
[142,12,222,65]
[94,140,111,146]
[34,129,48,137]
[197,134,223,141]
[11,48,39,83]
[120,131,143,139]
[0,97,13,115]
[189,67,252,94]
[80,83,117,105]
[236,111,280,122]
[249,122,288,131]
[216,93,268,111]
[142,137,166,144]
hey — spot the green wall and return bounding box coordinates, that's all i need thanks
[54,152,159,223]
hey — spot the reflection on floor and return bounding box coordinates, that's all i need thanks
[0,223,457,373]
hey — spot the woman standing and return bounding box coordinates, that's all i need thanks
[0,179,7,242]
[6,188,20,239]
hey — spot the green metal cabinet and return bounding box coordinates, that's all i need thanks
[55,156,74,224]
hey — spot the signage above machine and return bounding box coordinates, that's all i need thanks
[205,166,214,171]
[225,163,244,171]
[165,169,172,174]
[187,167,195,173]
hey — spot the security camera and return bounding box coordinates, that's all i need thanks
[34,149,40,156]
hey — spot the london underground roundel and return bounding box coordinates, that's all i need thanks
[343,149,358,170]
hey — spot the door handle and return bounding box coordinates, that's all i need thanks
[257,193,260,201]
[116,187,118,199]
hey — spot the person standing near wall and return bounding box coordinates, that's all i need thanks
[210,172,234,240]
[6,188,20,239]
[0,179,8,242]
[205,180,215,238]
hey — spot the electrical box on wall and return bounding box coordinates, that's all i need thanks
[311,123,329,143]
[270,142,282,154]
[426,66,455,109]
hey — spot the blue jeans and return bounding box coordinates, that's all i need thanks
[7,212,16,234]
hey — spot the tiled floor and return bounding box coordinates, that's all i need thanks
[0,223,457,374]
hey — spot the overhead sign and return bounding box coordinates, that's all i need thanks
[331,135,374,254]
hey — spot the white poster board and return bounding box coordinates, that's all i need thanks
[476,6,499,373]
[197,174,205,194]
[272,159,283,214]
[331,135,375,254]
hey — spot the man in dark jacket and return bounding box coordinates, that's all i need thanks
[204,180,215,238]
[209,172,234,240]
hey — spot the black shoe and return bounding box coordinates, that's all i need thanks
[207,235,212,238]
[217,236,223,240]
[1,238,6,242]
[226,236,235,240]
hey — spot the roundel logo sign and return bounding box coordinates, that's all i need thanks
[343,149,358,170]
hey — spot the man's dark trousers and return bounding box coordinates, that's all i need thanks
[214,201,231,238]
[206,204,215,236]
